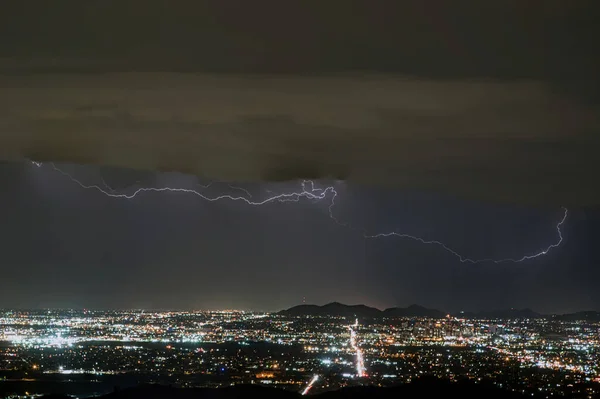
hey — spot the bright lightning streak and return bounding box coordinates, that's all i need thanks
[301,374,319,395]
[347,319,367,378]
[364,208,568,264]
[100,177,116,193]
[197,181,252,197]
[47,163,333,205]
[228,184,253,198]
[31,161,568,264]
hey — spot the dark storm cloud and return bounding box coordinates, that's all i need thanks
[1,1,598,86]
[0,0,599,206]
[0,74,598,206]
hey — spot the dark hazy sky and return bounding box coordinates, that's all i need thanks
[1,1,598,84]
[1,1,599,206]
[0,1,599,312]
[1,160,598,313]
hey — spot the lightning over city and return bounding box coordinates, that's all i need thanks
[2,2,599,397]
[364,208,568,264]
[29,161,567,265]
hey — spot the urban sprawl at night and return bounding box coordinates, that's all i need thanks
[1,305,599,398]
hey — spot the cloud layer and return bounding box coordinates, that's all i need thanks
[1,73,598,206]
[1,1,599,205]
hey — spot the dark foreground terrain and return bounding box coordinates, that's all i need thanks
[36,378,580,399]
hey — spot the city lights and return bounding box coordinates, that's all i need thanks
[1,308,598,397]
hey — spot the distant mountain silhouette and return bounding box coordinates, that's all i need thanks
[39,378,538,399]
[278,302,381,318]
[279,302,443,319]
[279,302,599,321]
[551,310,600,322]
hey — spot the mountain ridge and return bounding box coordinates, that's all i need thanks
[278,302,600,321]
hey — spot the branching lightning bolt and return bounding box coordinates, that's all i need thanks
[45,162,335,205]
[364,208,568,264]
[31,161,567,264]
[197,181,253,197]
[228,184,253,198]
[100,177,117,193]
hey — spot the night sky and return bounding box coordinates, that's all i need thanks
[0,1,599,312]
[1,160,599,313]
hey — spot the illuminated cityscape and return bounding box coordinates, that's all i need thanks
[2,3,599,399]
[1,306,599,398]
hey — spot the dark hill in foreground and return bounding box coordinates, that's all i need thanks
[40,378,536,399]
